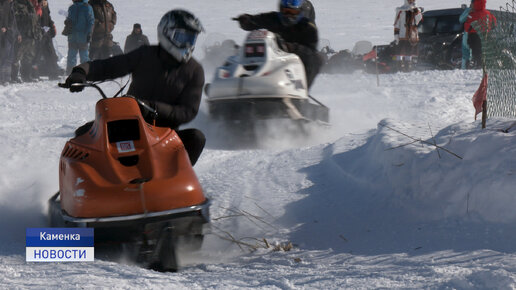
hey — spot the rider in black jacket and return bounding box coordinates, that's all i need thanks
[235,0,322,88]
[65,10,206,166]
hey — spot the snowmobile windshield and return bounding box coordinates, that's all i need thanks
[165,28,198,48]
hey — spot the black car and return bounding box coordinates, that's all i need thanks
[419,7,516,69]
[367,6,513,72]
[328,7,471,73]
[417,8,466,69]
[370,7,469,71]
[325,6,513,74]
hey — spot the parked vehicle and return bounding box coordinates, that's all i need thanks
[328,6,515,74]
[417,8,467,69]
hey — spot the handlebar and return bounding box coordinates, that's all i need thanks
[58,82,107,99]
[58,82,158,119]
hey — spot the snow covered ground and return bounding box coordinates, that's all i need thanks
[0,0,515,288]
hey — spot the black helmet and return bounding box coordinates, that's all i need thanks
[279,0,304,9]
[157,9,204,62]
[301,0,315,23]
[278,0,305,26]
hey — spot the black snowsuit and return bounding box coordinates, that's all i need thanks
[0,0,17,84]
[34,4,61,78]
[88,0,116,60]
[76,45,205,165]
[238,12,322,88]
[12,0,41,82]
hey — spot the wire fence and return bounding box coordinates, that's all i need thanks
[473,0,516,118]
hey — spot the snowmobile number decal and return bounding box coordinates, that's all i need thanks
[116,140,136,153]
[247,30,268,40]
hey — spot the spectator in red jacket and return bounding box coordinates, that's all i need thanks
[464,0,496,68]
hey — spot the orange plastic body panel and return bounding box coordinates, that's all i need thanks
[59,97,206,218]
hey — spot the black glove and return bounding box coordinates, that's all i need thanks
[236,14,253,30]
[65,67,87,93]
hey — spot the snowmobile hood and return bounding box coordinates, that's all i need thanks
[473,0,486,11]
[59,96,207,218]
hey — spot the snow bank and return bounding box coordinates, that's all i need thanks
[374,119,516,223]
[276,119,516,256]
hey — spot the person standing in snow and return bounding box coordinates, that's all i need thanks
[459,2,473,69]
[464,0,496,69]
[34,0,62,79]
[11,0,41,82]
[124,23,149,54]
[64,9,206,166]
[64,0,94,74]
[393,0,422,56]
[235,0,322,89]
[0,0,17,85]
[88,0,116,60]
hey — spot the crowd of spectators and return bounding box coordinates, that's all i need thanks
[0,0,149,85]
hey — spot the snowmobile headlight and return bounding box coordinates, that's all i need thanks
[245,43,265,58]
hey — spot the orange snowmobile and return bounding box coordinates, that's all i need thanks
[48,83,210,271]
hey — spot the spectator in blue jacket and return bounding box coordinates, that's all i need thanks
[64,0,94,74]
[459,2,472,69]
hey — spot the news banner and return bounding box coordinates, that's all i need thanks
[26,228,94,262]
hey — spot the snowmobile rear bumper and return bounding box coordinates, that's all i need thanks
[207,97,329,123]
[49,192,210,243]
[61,200,210,226]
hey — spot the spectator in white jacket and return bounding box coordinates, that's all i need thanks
[394,0,422,56]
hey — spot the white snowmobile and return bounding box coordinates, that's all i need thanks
[204,29,329,125]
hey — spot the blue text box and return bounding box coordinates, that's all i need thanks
[26,228,94,247]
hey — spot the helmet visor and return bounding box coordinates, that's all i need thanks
[165,28,198,48]
[280,7,301,16]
